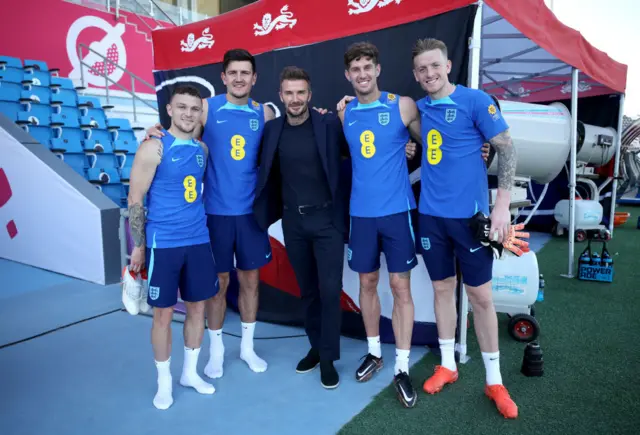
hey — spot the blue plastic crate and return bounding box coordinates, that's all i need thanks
[577,264,614,283]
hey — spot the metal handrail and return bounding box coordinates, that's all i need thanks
[77,42,158,123]
[147,0,177,26]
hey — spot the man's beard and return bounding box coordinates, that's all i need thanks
[175,121,195,135]
[287,104,307,118]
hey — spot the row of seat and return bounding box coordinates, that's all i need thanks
[2,54,141,207]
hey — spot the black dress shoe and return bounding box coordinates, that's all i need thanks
[320,360,339,389]
[296,348,320,373]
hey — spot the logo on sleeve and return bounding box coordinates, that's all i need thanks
[488,104,501,121]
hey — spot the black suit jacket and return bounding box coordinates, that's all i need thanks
[253,109,350,235]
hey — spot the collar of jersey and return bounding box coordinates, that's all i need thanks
[169,138,198,148]
[217,101,256,113]
[352,100,389,111]
[423,95,457,106]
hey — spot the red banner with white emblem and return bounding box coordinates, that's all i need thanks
[0,0,157,94]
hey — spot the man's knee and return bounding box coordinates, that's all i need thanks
[184,301,206,318]
[359,271,379,293]
[432,276,457,299]
[153,307,174,328]
[238,269,260,292]
[465,281,493,310]
[389,272,412,302]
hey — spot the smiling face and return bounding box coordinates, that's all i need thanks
[280,79,311,118]
[167,92,202,135]
[412,45,452,98]
[345,56,380,97]
[221,60,256,100]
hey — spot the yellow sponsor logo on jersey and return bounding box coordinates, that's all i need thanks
[183,175,198,203]
[387,93,397,102]
[230,134,246,161]
[426,129,443,165]
[360,130,376,158]
[252,100,260,108]
[488,104,497,115]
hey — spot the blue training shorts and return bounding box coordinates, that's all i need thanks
[206,213,272,273]
[418,214,493,287]
[145,242,220,308]
[348,211,417,274]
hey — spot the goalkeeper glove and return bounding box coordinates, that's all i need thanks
[469,212,530,259]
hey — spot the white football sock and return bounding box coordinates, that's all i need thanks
[367,336,382,358]
[204,329,224,379]
[240,322,268,373]
[180,347,215,395]
[439,338,457,371]
[394,348,410,375]
[153,358,173,410]
[482,351,503,386]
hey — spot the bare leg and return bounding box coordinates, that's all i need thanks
[389,271,414,375]
[359,271,381,357]
[465,281,500,383]
[180,301,215,394]
[237,268,267,373]
[151,307,174,410]
[204,272,229,379]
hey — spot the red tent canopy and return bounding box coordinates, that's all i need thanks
[152,0,627,98]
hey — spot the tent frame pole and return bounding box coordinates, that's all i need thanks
[562,68,580,279]
[608,93,625,235]
[456,0,483,366]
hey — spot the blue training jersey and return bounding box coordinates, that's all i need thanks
[343,91,416,218]
[145,131,209,249]
[417,85,509,218]
[201,94,265,216]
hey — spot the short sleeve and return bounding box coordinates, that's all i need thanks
[471,90,509,141]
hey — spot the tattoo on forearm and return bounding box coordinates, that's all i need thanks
[490,131,517,190]
[129,203,146,247]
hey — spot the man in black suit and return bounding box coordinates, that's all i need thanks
[254,66,417,390]
[253,66,349,389]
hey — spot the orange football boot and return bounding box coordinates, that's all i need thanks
[485,384,518,419]
[423,365,459,394]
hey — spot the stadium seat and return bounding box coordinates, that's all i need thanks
[2,53,143,209]
[0,55,22,69]
[87,167,125,205]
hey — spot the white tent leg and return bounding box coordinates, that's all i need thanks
[562,68,579,279]
[456,0,483,365]
[608,94,625,235]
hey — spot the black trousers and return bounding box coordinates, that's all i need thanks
[281,205,344,361]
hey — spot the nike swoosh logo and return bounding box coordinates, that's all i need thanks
[348,121,357,126]
[266,253,271,259]
[217,120,227,124]
[172,157,181,162]
[407,258,415,264]
[470,246,483,253]
[398,383,413,403]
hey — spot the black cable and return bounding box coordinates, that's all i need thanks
[0,308,123,350]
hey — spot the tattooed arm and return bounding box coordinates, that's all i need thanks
[488,129,517,244]
[127,138,162,272]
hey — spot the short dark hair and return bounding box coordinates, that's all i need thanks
[412,38,448,61]
[279,66,311,87]
[223,48,256,73]
[170,84,201,102]
[344,42,379,68]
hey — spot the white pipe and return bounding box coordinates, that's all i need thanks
[566,68,579,278]
[608,94,625,235]
[457,0,483,365]
[523,183,549,225]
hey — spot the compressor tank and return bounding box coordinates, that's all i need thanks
[488,101,571,184]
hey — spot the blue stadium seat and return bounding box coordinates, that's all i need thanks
[87,167,124,205]
[51,136,86,176]
[0,101,21,122]
[20,89,50,105]
[50,77,74,90]
[0,56,22,69]
[0,82,22,101]
[23,59,48,72]
[51,107,81,128]
[50,89,77,107]
[23,125,52,146]
[78,97,107,129]
[18,105,53,126]
[0,68,24,84]
[23,70,50,87]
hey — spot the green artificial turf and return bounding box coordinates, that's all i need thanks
[339,207,640,435]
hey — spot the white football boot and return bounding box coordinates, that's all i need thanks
[121,266,143,315]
